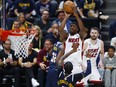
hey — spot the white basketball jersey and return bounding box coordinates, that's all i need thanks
[64,34,83,73]
[83,38,101,67]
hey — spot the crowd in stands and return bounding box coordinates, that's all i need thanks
[0,0,116,87]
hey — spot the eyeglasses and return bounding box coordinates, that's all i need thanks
[5,43,11,45]
[44,44,51,46]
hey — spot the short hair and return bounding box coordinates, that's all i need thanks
[56,10,64,16]
[90,27,100,34]
[51,22,59,27]
[45,39,53,45]
[71,22,80,33]
[13,19,21,25]
[107,46,115,51]
[42,9,49,14]
[64,62,73,75]
[3,39,11,44]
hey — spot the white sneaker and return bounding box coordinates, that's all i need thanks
[31,78,39,87]
[100,15,109,20]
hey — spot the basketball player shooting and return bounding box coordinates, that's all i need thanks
[58,6,88,74]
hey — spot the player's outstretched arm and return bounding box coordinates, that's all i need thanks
[74,58,91,83]
[73,6,88,40]
[58,12,71,41]
[73,50,92,83]
[57,43,79,66]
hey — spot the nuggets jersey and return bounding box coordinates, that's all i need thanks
[64,34,83,74]
[58,71,74,87]
[83,38,101,67]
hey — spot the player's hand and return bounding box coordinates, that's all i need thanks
[64,11,71,18]
[72,6,78,17]
[98,60,104,68]
[86,50,91,58]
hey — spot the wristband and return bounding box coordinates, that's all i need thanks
[86,58,90,60]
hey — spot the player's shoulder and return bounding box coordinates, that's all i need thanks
[98,39,104,44]
[84,38,90,43]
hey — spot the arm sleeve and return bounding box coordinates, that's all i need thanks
[74,60,91,83]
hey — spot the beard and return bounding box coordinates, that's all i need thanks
[4,47,10,51]
[70,31,76,35]
[91,36,97,40]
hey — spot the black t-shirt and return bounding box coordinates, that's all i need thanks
[0,49,17,68]
[22,50,38,62]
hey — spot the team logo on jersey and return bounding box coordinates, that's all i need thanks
[88,48,99,57]
[53,46,57,51]
[57,80,74,87]
[68,38,79,43]
[19,3,30,7]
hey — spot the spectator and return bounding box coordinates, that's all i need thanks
[14,0,35,18]
[12,19,26,34]
[53,11,72,33]
[31,25,44,50]
[35,0,57,17]
[37,39,53,87]
[109,20,116,39]
[45,22,60,44]
[81,27,104,86]
[18,42,39,87]
[0,39,20,87]
[79,0,100,18]
[103,46,116,87]
[34,10,52,36]
[0,0,13,18]
[17,13,33,30]
[110,37,116,51]
[12,19,21,30]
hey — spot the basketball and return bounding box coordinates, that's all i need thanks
[63,1,75,14]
